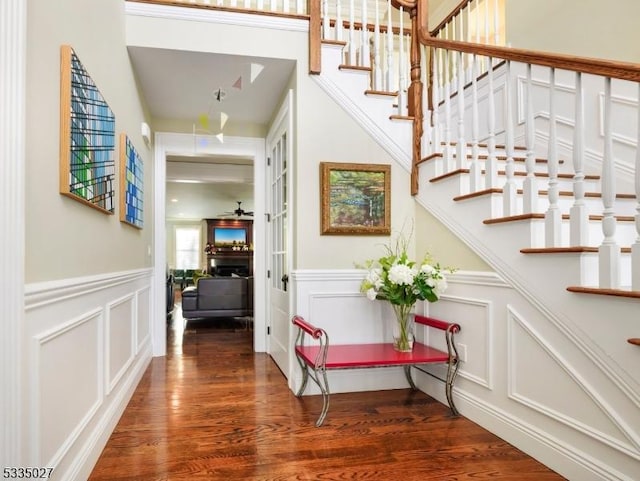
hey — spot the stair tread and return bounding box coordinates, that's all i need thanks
[424,151,565,164]
[484,213,635,224]
[365,89,398,97]
[429,169,600,183]
[521,246,632,253]
[566,285,640,298]
[338,64,372,73]
[390,114,413,121]
[452,188,636,202]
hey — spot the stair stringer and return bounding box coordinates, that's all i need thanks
[415,168,640,478]
[311,42,413,171]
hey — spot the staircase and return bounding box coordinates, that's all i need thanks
[315,29,640,479]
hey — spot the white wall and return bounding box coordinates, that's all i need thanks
[506,0,640,63]
[26,0,153,283]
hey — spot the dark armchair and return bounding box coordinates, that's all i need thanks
[181,276,253,320]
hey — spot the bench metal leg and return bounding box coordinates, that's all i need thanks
[295,355,310,396]
[404,365,417,390]
[294,354,331,427]
[314,368,330,427]
[444,359,460,416]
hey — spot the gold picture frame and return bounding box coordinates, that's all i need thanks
[320,162,391,235]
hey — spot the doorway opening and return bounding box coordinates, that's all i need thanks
[152,132,267,357]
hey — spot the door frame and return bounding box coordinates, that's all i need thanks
[265,90,294,376]
[152,132,266,356]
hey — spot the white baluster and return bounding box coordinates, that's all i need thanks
[348,0,356,65]
[360,0,369,67]
[397,8,406,115]
[283,0,290,13]
[443,50,453,173]
[523,63,538,213]
[336,0,343,41]
[373,0,382,90]
[243,0,250,9]
[465,4,472,85]
[322,0,330,39]
[570,72,589,245]
[269,0,275,11]
[599,78,620,288]
[422,45,433,157]
[257,0,263,10]
[503,60,517,216]
[632,83,640,290]
[485,55,498,189]
[456,50,466,170]
[385,0,394,92]
[297,0,304,15]
[432,47,442,161]
[230,0,238,8]
[469,54,481,191]
[545,68,561,247]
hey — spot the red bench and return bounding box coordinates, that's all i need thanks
[292,314,461,426]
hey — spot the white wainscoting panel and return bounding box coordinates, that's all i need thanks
[106,294,136,394]
[24,268,153,481]
[427,294,493,390]
[508,307,640,460]
[34,309,102,468]
[136,286,151,354]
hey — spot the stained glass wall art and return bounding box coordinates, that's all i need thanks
[59,45,116,214]
[119,134,144,229]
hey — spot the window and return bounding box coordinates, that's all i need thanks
[175,226,200,269]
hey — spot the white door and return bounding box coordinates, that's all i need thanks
[266,91,293,376]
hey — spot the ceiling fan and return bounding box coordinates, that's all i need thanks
[221,201,254,217]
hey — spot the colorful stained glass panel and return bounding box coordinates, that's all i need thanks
[59,45,115,213]
[120,134,144,229]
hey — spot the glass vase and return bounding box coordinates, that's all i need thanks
[391,303,415,352]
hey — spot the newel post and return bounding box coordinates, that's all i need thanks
[309,0,321,74]
[402,1,423,196]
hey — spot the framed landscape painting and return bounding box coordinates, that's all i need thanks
[320,162,391,235]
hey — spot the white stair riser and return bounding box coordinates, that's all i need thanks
[526,218,637,249]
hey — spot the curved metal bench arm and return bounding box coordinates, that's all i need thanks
[292,315,330,426]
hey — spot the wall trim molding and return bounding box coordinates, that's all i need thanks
[0,0,26,467]
[507,308,640,459]
[447,388,626,481]
[25,268,152,310]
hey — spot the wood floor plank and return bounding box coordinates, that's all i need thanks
[89,310,566,480]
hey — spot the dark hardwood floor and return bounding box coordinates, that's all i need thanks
[89,303,566,480]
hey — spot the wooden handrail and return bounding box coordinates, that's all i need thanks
[416,0,640,82]
[430,0,471,35]
[628,338,640,346]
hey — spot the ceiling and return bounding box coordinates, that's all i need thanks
[128,47,295,126]
[128,47,295,186]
